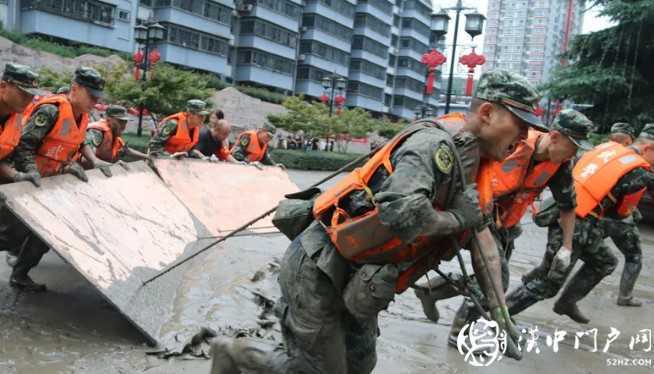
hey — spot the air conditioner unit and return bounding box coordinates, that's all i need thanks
[298,54,306,61]
[301,26,308,32]
[392,47,399,54]
[238,3,253,12]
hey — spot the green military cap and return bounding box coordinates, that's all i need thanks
[474,70,548,132]
[2,63,42,96]
[638,123,654,141]
[610,122,637,139]
[56,85,70,94]
[74,66,105,98]
[106,105,130,121]
[262,122,276,134]
[186,99,210,115]
[551,109,594,150]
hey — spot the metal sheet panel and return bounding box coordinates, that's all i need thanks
[153,159,299,234]
[0,162,215,346]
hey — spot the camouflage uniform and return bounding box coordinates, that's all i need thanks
[147,99,209,157]
[231,123,277,165]
[603,121,644,306]
[210,70,546,373]
[443,110,589,335]
[85,105,131,162]
[3,67,104,292]
[507,151,654,321]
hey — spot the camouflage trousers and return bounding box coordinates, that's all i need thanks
[214,236,378,374]
[601,217,642,300]
[0,205,49,276]
[507,216,618,314]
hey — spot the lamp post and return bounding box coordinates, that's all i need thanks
[433,1,485,114]
[320,74,347,117]
[134,20,165,137]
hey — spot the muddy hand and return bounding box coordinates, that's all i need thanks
[251,161,264,170]
[95,160,113,177]
[548,246,572,281]
[66,162,88,182]
[171,152,188,159]
[491,306,522,360]
[14,171,41,187]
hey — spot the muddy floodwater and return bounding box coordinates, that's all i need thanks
[1,169,653,373]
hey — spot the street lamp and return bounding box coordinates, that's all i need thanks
[134,20,165,137]
[320,74,347,117]
[438,0,486,114]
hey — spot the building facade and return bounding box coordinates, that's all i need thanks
[2,0,451,119]
[483,0,585,85]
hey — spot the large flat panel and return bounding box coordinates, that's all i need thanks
[152,159,299,234]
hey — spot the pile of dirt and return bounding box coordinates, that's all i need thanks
[209,87,287,132]
[0,36,124,73]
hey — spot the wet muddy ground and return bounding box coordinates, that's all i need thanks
[1,169,653,373]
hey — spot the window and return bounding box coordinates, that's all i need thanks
[118,9,130,21]
[163,23,228,56]
[257,0,301,19]
[351,35,387,59]
[296,64,329,82]
[346,80,384,100]
[357,0,392,13]
[386,74,394,87]
[349,58,385,80]
[394,76,423,93]
[397,56,425,75]
[302,13,353,42]
[399,37,428,54]
[237,48,294,75]
[203,1,231,25]
[23,0,116,25]
[299,40,349,66]
[354,13,390,37]
[240,18,298,48]
[314,0,355,18]
[393,95,421,109]
[400,18,430,38]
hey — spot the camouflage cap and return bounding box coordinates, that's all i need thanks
[186,99,210,115]
[262,122,276,134]
[74,67,105,98]
[2,63,42,96]
[106,105,130,121]
[638,123,654,141]
[610,122,636,139]
[551,109,593,150]
[56,85,70,94]
[474,70,547,132]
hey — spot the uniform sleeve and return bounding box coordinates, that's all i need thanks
[612,168,652,197]
[12,104,59,173]
[548,160,576,211]
[374,128,458,243]
[261,148,276,165]
[84,128,104,151]
[148,120,177,156]
[231,134,250,162]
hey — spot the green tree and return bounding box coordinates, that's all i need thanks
[542,0,654,132]
[37,68,72,91]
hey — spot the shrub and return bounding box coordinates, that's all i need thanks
[237,85,286,104]
[270,149,364,171]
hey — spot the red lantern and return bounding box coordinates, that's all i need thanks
[420,49,447,95]
[334,95,345,107]
[320,94,329,104]
[133,49,144,81]
[459,47,486,96]
[149,49,161,65]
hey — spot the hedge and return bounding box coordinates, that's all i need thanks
[271,149,363,171]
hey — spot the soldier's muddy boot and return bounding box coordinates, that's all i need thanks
[414,287,441,322]
[617,262,642,307]
[414,275,462,322]
[506,286,539,316]
[210,336,281,374]
[553,301,589,324]
[9,272,46,292]
[10,239,48,292]
[448,301,473,347]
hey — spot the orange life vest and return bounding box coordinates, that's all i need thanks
[26,95,89,177]
[313,115,492,293]
[161,112,199,154]
[232,130,268,162]
[0,113,23,160]
[574,142,651,219]
[88,120,125,162]
[492,130,562,228]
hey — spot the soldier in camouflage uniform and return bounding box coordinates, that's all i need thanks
[416,110,592,343]
[506,124,654,323]
[3,67,112,292]
[603,122,647,306]
[231,123,285,168]
[209,70,546,373]
[84,104,148,164]
[148,99,209,159]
